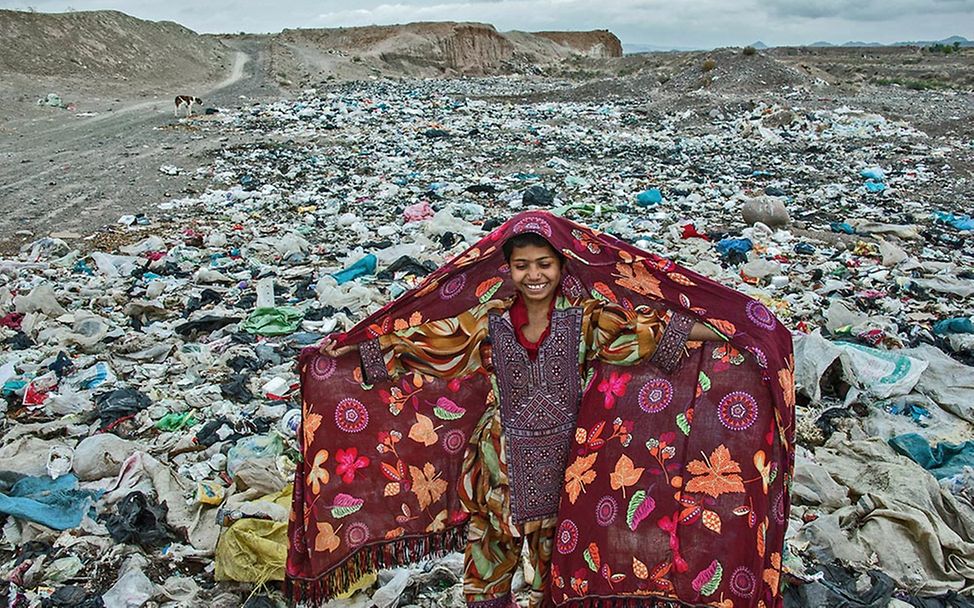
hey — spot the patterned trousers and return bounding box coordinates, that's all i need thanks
[464,511,555,608]
[461,397,556,608]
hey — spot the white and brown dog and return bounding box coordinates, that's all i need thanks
[174,95,203,117]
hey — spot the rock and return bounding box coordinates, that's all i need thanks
[742,195,790,227]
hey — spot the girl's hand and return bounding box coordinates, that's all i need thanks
[689,323,723,342]
[319,337,357,358]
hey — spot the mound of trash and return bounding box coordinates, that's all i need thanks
[1,77,973,607]
[664,48,819,94]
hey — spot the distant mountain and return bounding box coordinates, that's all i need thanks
[621,35,970,54]
[824,35,970,48]
[0,9,230,83]
[890,35,972,47]
[622,42,702,54]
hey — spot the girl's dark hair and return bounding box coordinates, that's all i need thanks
[502,232,565,265]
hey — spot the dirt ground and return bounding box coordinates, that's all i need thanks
[0,37,285,253]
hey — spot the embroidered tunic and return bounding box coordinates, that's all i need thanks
[360,294,693,530]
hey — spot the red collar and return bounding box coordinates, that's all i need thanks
[509,294,557,360]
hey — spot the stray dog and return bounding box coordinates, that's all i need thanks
[174,95,203,117]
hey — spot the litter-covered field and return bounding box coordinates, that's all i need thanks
[1,72,973,608]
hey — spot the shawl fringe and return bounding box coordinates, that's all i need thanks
[287,524,467,606]
[559,597,707,608]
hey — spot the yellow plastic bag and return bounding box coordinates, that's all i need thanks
[337,572,377,599]
[214,484,376,593]
[196,481,225,505]
[214,485,292,583]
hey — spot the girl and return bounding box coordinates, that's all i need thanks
[318,230,719,607]
[290,211,794,608]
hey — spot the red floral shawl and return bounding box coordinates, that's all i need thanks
[288,210,795,608]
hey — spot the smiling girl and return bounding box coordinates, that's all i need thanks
[318,226,719,608]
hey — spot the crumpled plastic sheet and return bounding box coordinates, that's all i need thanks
[794,329,928,403]
[798,438,974,595]
[902,345,974,424]
[100,451,221,552]
[889,433,974,480]
[103,490,178,548]
[784,564,895,608]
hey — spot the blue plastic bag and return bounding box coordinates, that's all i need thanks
[332,254,377,285]
[636,188,663,206]
[715,238,753,256]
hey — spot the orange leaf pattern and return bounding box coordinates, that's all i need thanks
[685,444,746,498]
[409,462,447,511]
[303,411,321,457]
[706,318,737,337]
[314,522,340,553]
[565,453,598,504]
[609,454,644,497]
[779,354,796,409]
[306,449,329,495]
[667,272,697,287]
[425,509,448,532]
[408,413,439,446]
[702,510,722,534]
[632,557,649,580]
[613,262,664,299]
[764,552,782,594]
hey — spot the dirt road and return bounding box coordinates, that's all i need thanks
[0,39,278,249]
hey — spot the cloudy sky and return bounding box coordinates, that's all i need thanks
[3,0,971,47]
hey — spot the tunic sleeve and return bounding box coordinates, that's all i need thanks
[359,302,496,384]
[582,300,694,373]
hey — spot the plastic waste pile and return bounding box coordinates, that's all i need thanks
[36,93,74,111]
[1,79,973,607]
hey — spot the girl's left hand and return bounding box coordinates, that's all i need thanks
[319,338,357,358]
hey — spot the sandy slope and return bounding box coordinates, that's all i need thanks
[0,47,270,247]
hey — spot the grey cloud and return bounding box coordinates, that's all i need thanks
[1,0,968,47]
[764,0,974,20]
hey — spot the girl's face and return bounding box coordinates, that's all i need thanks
[509,243,563,305]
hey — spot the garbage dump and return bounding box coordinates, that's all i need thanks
[1,76,973,607]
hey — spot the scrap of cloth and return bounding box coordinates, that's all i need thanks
[0,474,101,530]
[889,433,974,480]
[287,210,795,607]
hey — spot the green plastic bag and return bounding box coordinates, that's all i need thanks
[241,307,303,336]
[154,411,198,431]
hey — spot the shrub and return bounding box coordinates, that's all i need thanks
[928,43,956,54]
[873,76,948,90]
[702,58,717,72]
[743,46,757,56]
